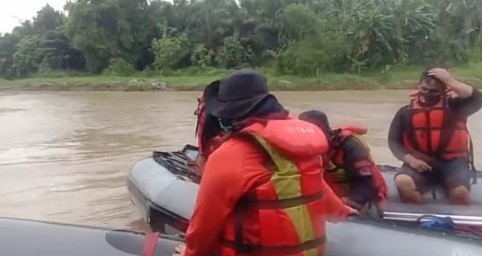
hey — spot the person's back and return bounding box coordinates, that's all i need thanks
[177,70,354,256]
[327,132,387,209]
[299,110,387,213]
[201,117,350,256]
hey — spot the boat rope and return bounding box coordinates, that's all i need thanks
[416,215,482,238]
[152,150,202,183]
[416,215,454,231]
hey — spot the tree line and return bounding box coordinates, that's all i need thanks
[0,0,481,79]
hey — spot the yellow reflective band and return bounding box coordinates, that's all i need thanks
[251,134,319,256]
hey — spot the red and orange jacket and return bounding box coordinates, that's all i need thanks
[184,117,351,256]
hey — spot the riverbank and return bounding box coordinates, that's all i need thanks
[1,65,482,91]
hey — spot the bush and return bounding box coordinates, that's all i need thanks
[103,58,135,76]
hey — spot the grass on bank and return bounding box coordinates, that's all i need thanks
[1,64,482,91]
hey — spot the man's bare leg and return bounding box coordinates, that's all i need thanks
[394,174,424,204]
[448,185,471,205]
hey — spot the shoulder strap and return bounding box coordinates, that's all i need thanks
[405,99,423,152]
[434,98,459,158]
[468,134,477,185]
[230,132,324,254]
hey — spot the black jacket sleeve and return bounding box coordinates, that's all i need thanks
[341,138,378,205]
[448,88,482,117]
[388,106,409,161]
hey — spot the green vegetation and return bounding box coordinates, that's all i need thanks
[1,0,482,91]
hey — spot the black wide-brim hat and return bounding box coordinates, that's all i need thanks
[204,69,270,119]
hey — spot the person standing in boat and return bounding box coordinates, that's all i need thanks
[388,68,482,205]
[299,110,388,215]
[174,70,357,256]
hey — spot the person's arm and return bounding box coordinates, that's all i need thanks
[341,138,377,206]
[428,68,482,117]
[184,141,248,256]
[448,79,474,98]
[322,176,352,222]
[388,106,410,161]
[448,88,482,117]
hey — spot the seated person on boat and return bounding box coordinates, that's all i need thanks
[388,68,482,205]
[174,70,356,256]
[299,110,388,214]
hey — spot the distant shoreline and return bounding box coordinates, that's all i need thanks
[1,70,481,92]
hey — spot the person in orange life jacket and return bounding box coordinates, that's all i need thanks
[388,68,482,205]
[174,70,357,256]
[299,110,388,215]
[194,80,225,169]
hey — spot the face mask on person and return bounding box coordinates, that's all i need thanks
[418,76,445,106]
[419,91,443,106]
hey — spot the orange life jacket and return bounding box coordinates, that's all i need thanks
[325,125,369,182]
[324,125,387,200]
[403,93,470,161]
[220,117,330,256]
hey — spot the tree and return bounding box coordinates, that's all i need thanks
[0,0,479,78]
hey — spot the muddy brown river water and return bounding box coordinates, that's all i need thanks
[0,91,481,231]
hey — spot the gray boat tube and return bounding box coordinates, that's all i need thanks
[325,218,482,256]
[2,217,482,256]
[0,217,182,256]
[127,145,199,232]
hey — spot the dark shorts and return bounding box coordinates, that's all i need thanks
[395,158,472,194]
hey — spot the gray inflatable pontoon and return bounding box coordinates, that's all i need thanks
[2,217,482,256]
[127,145,482,232]
[0,218,182,256]
[127,145,200,232]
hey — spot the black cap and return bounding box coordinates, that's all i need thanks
[298,110,331,133]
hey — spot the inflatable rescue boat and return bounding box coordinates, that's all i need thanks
[127,145,482,234]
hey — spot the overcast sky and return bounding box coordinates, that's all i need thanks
[0,0,67,34]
